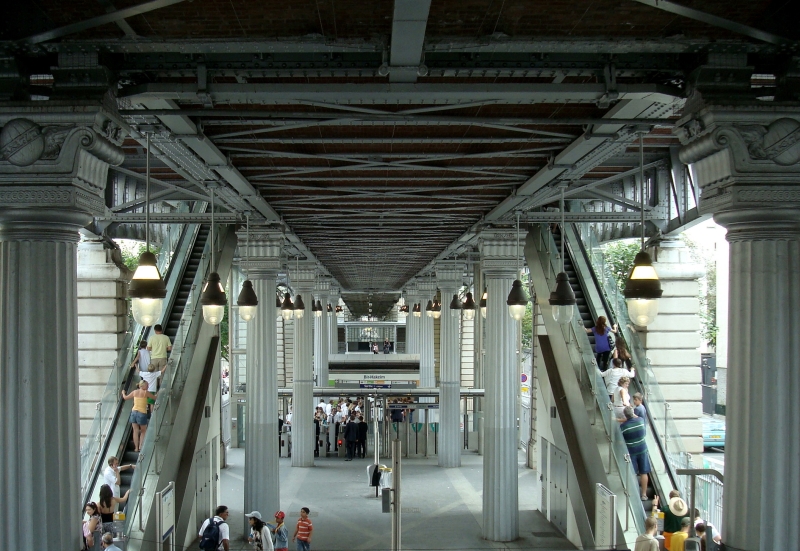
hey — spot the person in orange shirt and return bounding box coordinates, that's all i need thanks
[292,507,313,551]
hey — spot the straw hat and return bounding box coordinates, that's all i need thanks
[669,496,688,517]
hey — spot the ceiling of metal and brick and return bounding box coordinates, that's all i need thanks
[3,0,796,316]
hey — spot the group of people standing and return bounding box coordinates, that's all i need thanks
[199,504,313,551]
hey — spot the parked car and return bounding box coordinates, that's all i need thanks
[702,415,725,449]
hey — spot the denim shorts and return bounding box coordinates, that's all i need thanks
[130,411,149,426]
[631,452,651,475]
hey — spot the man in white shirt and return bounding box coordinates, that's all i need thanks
[199,505,230,551]
[318,400,327,414]
[103,456,135,498]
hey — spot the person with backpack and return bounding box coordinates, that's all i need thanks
[199,505,230,551]
[583,316,617,372]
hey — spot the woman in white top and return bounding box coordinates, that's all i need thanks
[613,376,632,420]
[601,358,636,399]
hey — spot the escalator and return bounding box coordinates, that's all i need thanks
[526,224,681,549]
[85,224,210,505]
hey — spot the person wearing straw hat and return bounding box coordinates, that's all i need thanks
[654,490,689,549]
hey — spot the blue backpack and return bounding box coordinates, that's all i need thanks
[199,518,223,550]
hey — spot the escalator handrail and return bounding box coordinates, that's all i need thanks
[564,224,684,496]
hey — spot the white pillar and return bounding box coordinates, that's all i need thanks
[0,113,125,551]
[417,281,436,390]
[436,264,463,468]
[404,285,420,356]
[240,230,282,526]
[291,265,316,467]
[715,208,800,551]
[314,278,330,387]
[329,289,339,355]
[479,236,520,541]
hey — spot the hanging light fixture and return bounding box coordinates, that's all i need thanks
[294,294,306,319]
[281,292,294,320]
[623,131,663,326]
[425,299,434,318]
[398,304,409,318]
[200,184,227,326]
[129,133,167,327]
[463,292,476,320]
[507,211,529,320]
[449,294,462,317]
[479,287,487,318]
[237,213,259,322]
[327,303,333,315]
[314,299,323,318]
[432,297,442,319]
[412,303,421,317]
[335,304,343,314]
[549,186,577,324]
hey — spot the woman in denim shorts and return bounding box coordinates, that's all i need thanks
[122,380,156,452]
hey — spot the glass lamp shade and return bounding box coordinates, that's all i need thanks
[313,299,323,318]
[236,280,259,322]
[623,251,663,326]
[412,303,421,317]
[479,288,488,319]
[281,293,294,320]
[425,300,434,318]
[462,292,476,320]
[294,294,306,319]
[398,304,408,318]
[549,272,576,324]
[432,299,442,319]
[335,305,343,314]
[200,272,227,326]
[506,279,528,321]
[449,294,462,317]
[128,251,167,327]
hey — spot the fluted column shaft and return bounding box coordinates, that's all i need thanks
[292,268,316,467]
[716,209,800,551]
[314,293,329,387]
[0,214,87,551]
[244,276,280,522]
[438,282,462,468]
[329,293,339,355]
[418,284,436,390]
[405,294,420,355]
[480,236,520,542]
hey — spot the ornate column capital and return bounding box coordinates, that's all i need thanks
[676,105,800,216]
[290,262,317,291]
[478,230,524,278]
[435,261,464,293]
[314,276,331,296]
[237,229,283,279]
[0,102,126,225]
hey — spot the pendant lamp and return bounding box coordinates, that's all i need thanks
[412,303,421,317]
[129,133,167,327]
[432,298,442,319]
[549,187,577,324]
[281,292,294,320]
[623,132,663,326]
[313,299,323,318]
[463,292,476,320]
[200,184,227,326]
[294,294,306,319]
[507,212,529,320]
[237,213,258,322]
[425,299,434,318]
[449,294,462,317]
[327,303,333,315]
[398,304,409,318]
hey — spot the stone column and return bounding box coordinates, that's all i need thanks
[479,234,521,541]
[314,278,330,387]
[0,109,125,551]
[677,105,800,551]
[239,229,283,527]
[417,280,437,390]
[329,287,340,355]
[436,263,463,468]
[291,264,316,467]
[404,282,420,356]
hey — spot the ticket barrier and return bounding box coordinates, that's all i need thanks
[280,428,291,458]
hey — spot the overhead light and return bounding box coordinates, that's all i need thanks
[128,133,167,327]
[425,300,434,318]
[506,279,528,321]
[412,303,421,317]
[449,294,462,317]
[432,299,442,319]
[312,299,323,318]
[398,304,409,318]
[479,288,487,319]
[462,292,476,320]
[294,294,306,319]
[623,131,662,327]
[281,292,294,320]
[327,303,333,315]
[201,271,227,326]
[335,304,343,313]
[506,212,528,320]
[129,251,167,327]
[548,187,576,324]
[200,184,227,326]
[237,213,258,322]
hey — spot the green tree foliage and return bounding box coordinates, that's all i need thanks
[119,241,160,272]
[602,240,640,291]
[683,235,718,348]
[220,304,230,360]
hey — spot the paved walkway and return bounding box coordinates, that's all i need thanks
[219,447,575,551]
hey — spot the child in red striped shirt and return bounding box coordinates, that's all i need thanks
[292,507,313,551]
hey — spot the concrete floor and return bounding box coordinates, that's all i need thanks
[219,447,575,551]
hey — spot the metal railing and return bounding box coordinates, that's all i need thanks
[575,223,696,497]
[123,223,227,548]
[79,204,193,503]
[535,227,647,538]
